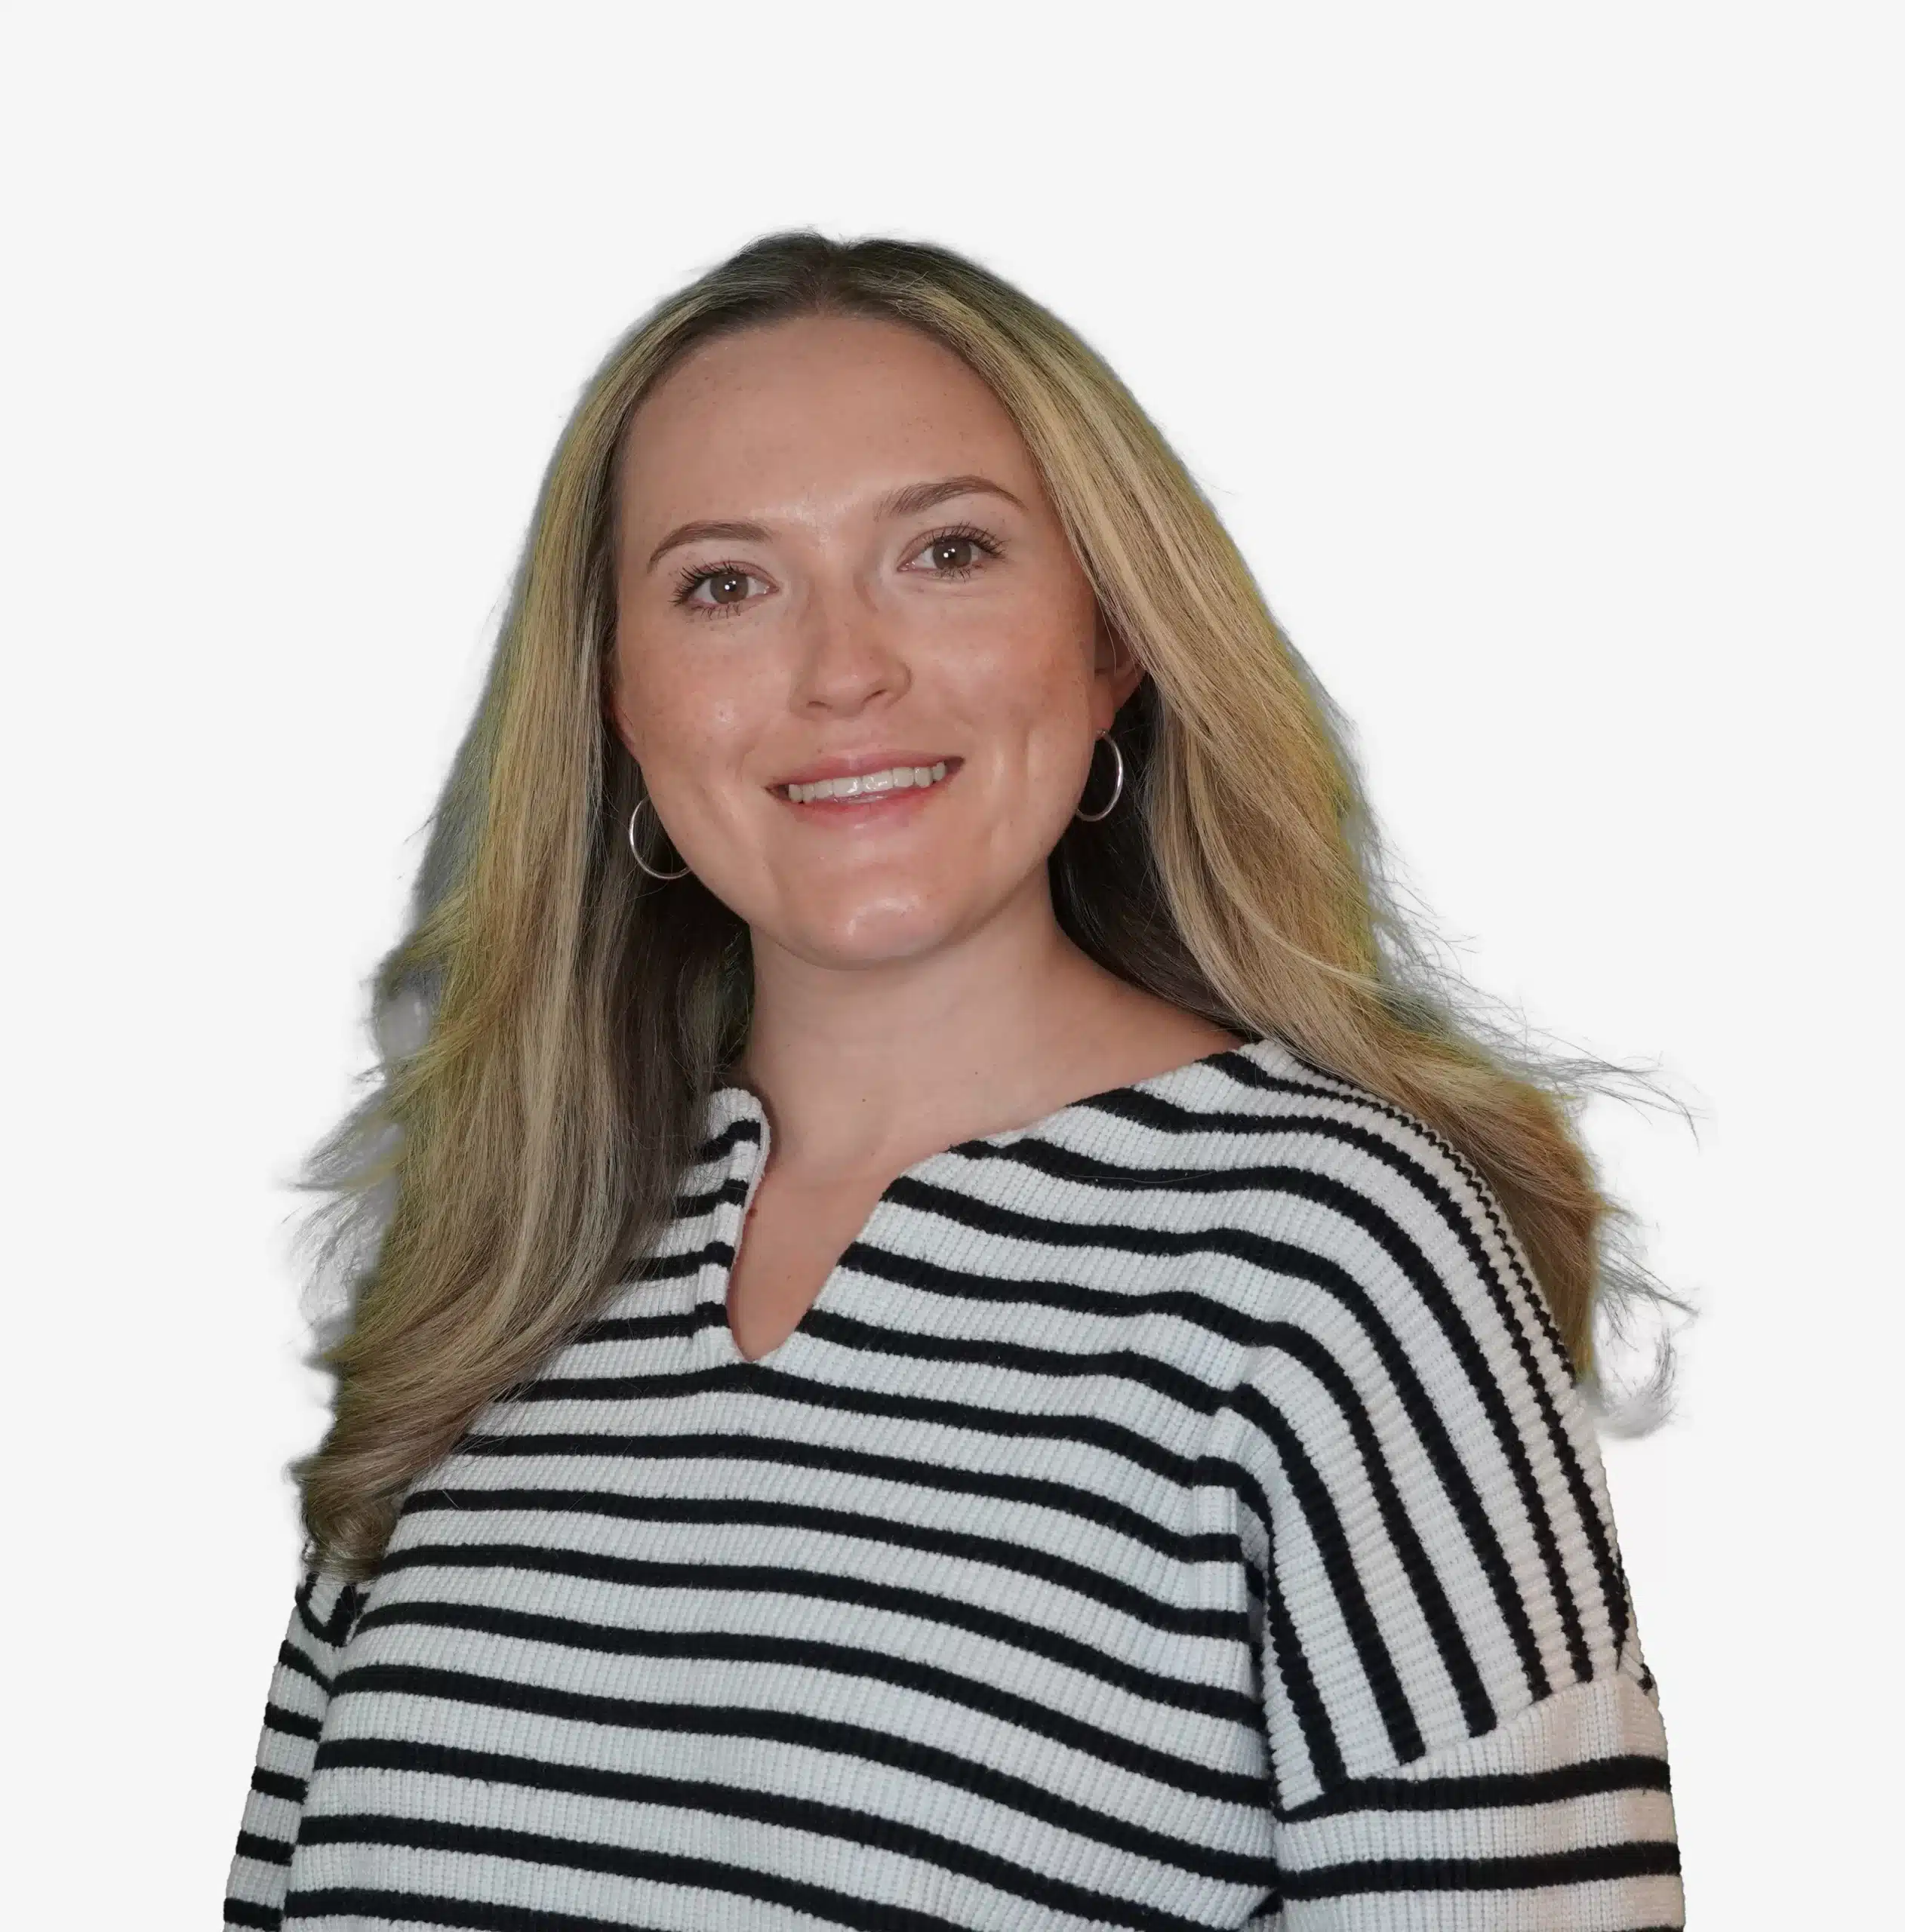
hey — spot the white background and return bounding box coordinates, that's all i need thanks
[4,4,1897,1924]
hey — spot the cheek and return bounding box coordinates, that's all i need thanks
[614,638,752,772]
[943,615,1097,770]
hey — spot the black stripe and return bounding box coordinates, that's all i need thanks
[447,1386,1214,1580]
[292,1569,361,1648]
[234,1829,291,1867]
[249,1766,306,1804]
[335,1613,1256,1804]
[1254,1323,1495,1736]
[294,1810,1256,1932]
[356,1585,1253,1732]
[1284,1751,1673,1820]
[612,1241,709,1289]
[312,1730,1272,1888]
[452,1410,1231,1552]
[275,1888,629,1930]
[380,1502,1237,1651]
[1281,1837,1681,1899]
[402,1432,1232,1589]
[395,1467,1232,1645]
[673,1171,749,1217]
[1251,1498,1340,1796]
[220,1897,281,1930]
[1229,1380,1423,1764]
[275,1638,331,1696]
[261,1699,321,1744]
[691,1112,761,1164]
[592,1228,1303,1344]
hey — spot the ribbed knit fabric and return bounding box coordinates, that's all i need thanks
[224,1033,1682,1930]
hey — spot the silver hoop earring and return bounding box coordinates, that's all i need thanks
[627,797,690,880]
[1073,732,1125,822]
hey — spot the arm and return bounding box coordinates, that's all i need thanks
[1214,1124,1682,1928]
[222,1565,362,1931]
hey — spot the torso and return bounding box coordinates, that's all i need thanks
[230,1026,1679,1932]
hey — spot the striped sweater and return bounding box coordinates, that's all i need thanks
[224,1032,1683,1930]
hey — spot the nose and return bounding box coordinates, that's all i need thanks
[789,570,909,713]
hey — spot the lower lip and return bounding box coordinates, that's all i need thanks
[771,761,962,822]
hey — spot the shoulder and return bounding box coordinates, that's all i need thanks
[1140,1036,1567,1371]
[1193,1042,1641,1753]
[1193,1038,1594,1527]
[1205,1034,1526,1228]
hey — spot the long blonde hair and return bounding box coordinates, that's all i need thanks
[291,230,1688,1580]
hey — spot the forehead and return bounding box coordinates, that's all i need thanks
[616,313,1038,521]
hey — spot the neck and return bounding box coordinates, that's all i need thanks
[731,890,1229,1182]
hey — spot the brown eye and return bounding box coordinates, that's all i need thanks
[673,561,768,617]
[909,525,1001,578]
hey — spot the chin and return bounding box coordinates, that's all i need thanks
[774,896,968,969]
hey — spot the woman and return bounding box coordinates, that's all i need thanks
[224,232,1684,1929]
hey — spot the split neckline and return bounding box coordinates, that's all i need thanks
[693,1032,1280,1371]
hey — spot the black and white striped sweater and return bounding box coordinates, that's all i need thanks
[224,1033,1683,1930]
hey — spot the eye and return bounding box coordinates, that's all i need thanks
[906,523,1004,580]
[673,561,769,617]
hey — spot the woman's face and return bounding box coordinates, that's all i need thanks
[607,312,1140,970]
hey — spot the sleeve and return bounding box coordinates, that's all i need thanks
[1212,1115,1683,1930]
[222,1564,362,1931]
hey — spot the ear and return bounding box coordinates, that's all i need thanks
[1092,607,1147,717]
[601,652,638,762]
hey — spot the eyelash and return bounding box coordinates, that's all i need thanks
[670,522,1006,619]
[915,521,1005,578]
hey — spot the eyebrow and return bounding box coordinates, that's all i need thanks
[643,473,1026,573]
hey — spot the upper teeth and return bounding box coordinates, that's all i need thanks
[783,761,949,803]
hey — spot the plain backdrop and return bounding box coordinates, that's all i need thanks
[4,4,1897,1924]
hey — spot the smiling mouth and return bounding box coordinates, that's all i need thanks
[771,758,961,807]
